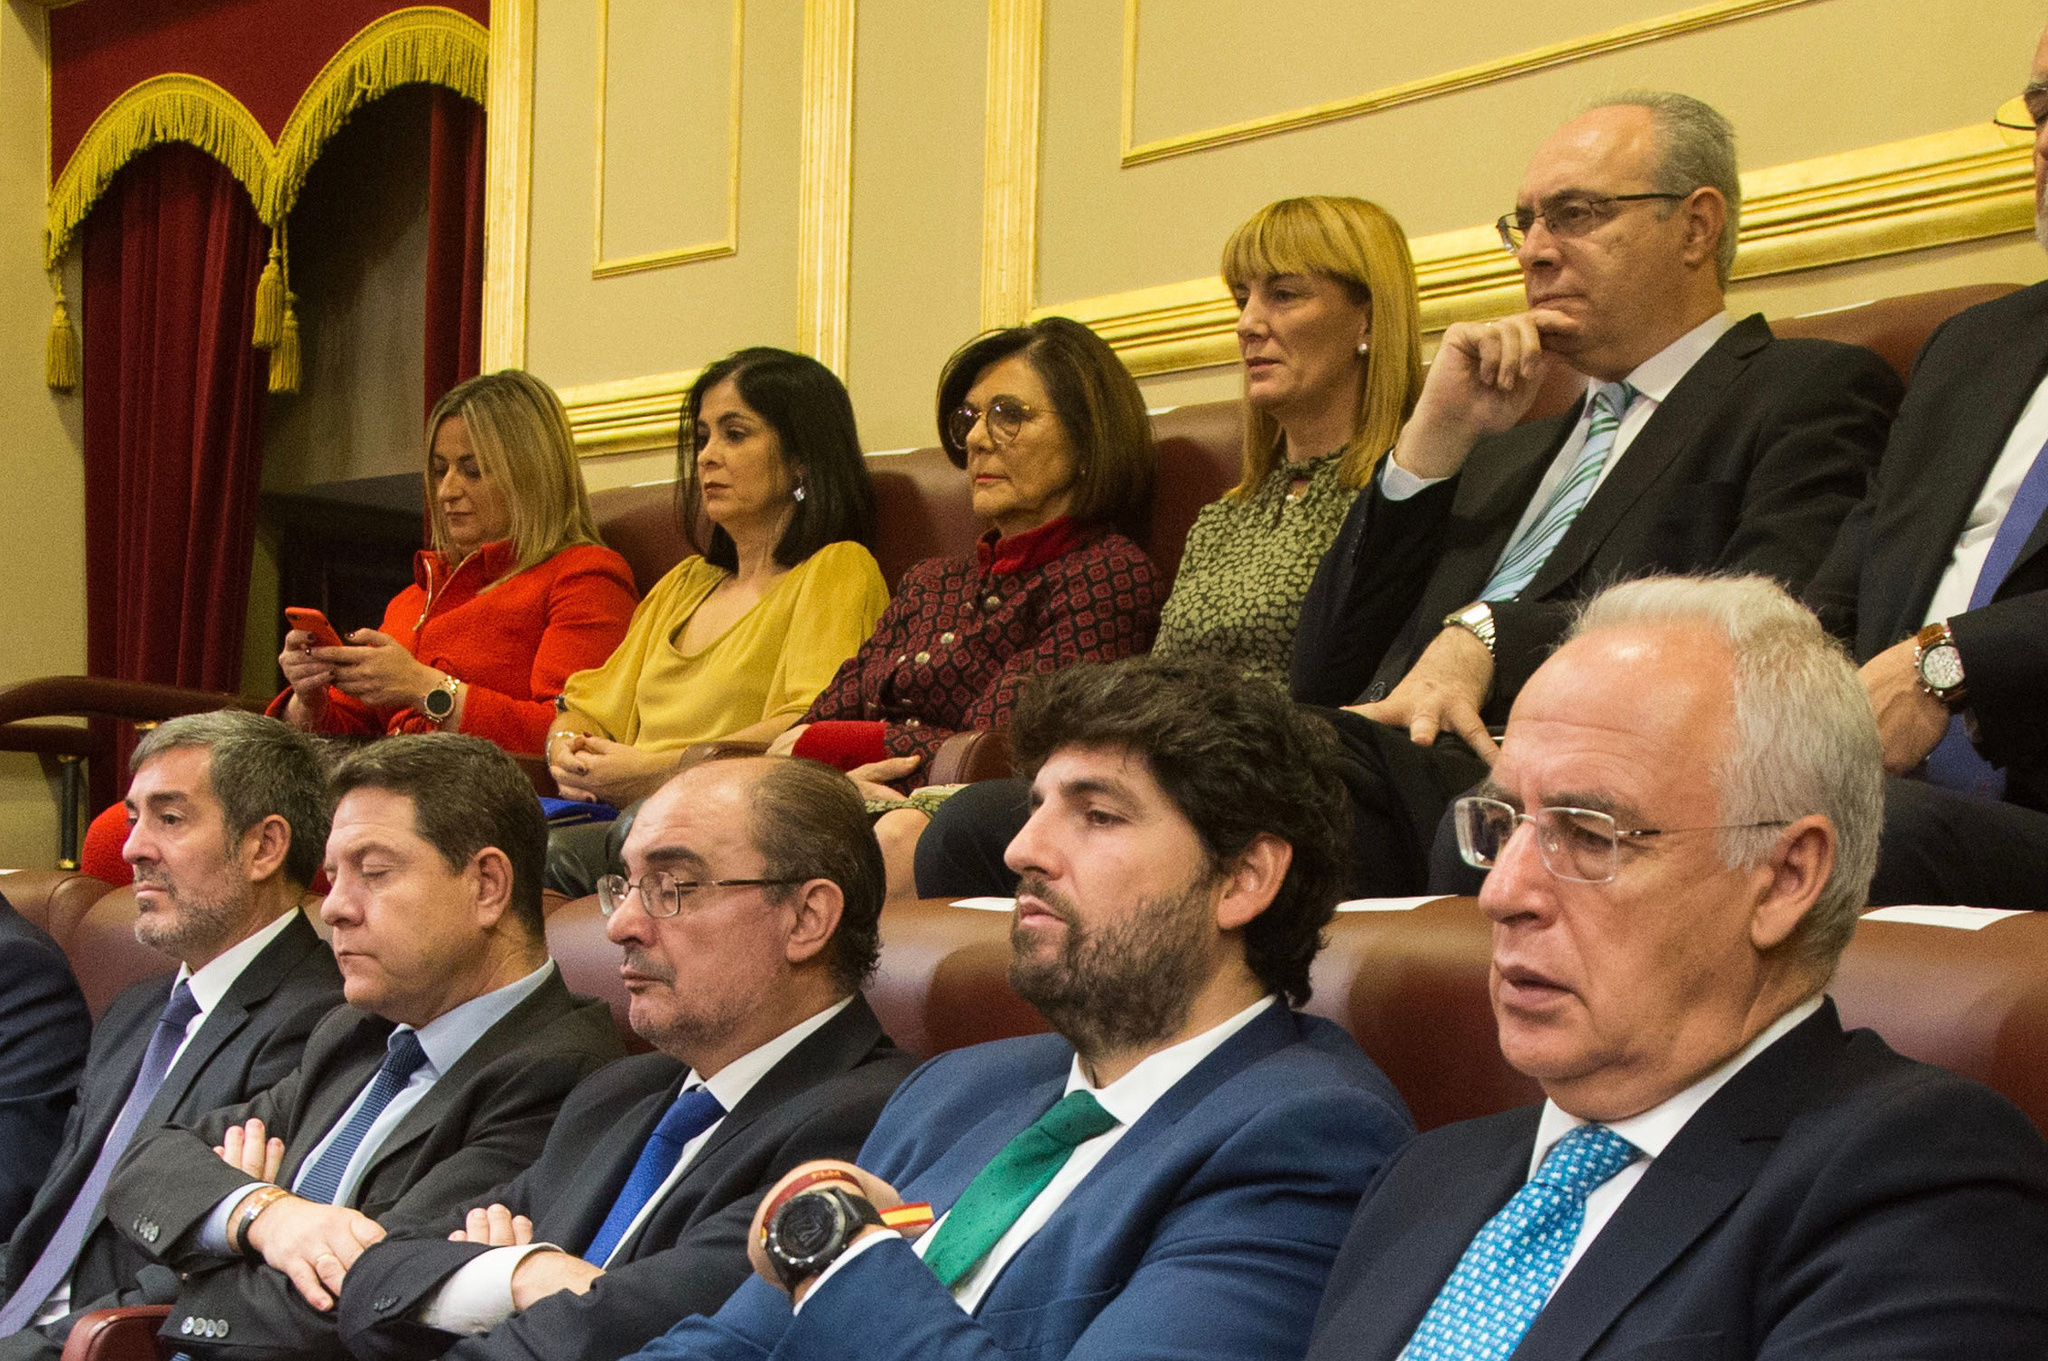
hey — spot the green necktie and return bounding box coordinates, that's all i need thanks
[922,1089,1120,1287]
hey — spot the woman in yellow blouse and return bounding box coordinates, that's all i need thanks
[543,348,887,887]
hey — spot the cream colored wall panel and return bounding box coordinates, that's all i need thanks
[526,0,803,391]
[844,0,988,451]
[1124,0,1789,156]
[594,0,741,274]
[1038,0,2045,310]
[0,1,83,865]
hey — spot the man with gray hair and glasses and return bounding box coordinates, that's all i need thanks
[0,712,345,1361]
[1306,575,2048,1360]
[1797,20,2048,911]
[1293,90,1900,894]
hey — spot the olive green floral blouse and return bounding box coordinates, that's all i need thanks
[1153,447,1360,688]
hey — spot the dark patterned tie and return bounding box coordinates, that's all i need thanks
[0,982,201,1337]
[293,1030,429,1206]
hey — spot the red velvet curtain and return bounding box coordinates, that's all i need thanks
[422,86,485,416]
[81,143,270,803]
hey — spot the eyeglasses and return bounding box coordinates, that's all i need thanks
[1452,795,1790,884]
[1993,92,2048,137]
[1496,193,1688,252]
[947,395,1057,451]
[596,871,804,918]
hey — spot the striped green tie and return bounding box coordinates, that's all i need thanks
[921,1090,1120,1287]
[1481,381,1639,602]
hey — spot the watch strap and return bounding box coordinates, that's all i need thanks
[1444,602,1498,657]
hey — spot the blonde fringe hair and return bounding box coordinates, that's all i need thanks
[1219,196,1424,496]
[424,370,606,586]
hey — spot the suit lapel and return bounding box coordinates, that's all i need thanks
[1513,1003,1847,1360]
[279,1013,395,1187]
[1523,316,1766,601]
[558,1075,687,1252]
[1413,414,1577,630]
[689,995,886,1169]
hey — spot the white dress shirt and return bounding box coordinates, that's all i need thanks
[1527,993,1824,1300]
[201,960,559,1250]
[420,996,856,1333]
[1381,312,1741,550]
[28,909,301,1325]
[1922,368,2048,626]
[797,995,1278,1314]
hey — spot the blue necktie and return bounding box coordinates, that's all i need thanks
[293,1030,430,1207]
[0,982,201,1337]
[1482,383,1639,602]
[581,1086,725,1265]
[1399,1123,1639,1361]
[1922,433,2048,799]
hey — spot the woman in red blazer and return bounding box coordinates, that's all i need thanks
[271,369,638,753]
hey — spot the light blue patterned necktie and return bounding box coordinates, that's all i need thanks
[1481,382,1640,602]
[1399,1123,1640,1361]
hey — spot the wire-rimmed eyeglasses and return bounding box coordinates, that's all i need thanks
[1452,795,1790,884]
[1495,193,1688,252]
[946,395,1058,452]
[596,871,804,918]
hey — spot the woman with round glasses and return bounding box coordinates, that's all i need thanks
[541,348,889,893]
[1151,195,1423,687]
[766,316,1160,794]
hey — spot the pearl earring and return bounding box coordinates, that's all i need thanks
[1357,339,1371,355]
[792,484,806,503]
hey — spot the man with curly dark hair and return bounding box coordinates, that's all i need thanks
[611,657,1414,1361]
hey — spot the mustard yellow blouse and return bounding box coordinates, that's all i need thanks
[559,540,888,751]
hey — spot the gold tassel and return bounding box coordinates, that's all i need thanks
[268,291,301,395]
[45,274,80,392]
[253,225,285,349]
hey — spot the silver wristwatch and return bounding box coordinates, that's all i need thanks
[1443,602,1498,657]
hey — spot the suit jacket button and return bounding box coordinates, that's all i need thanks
[373,1297,398,1311]
[216,1321,229,1338]
[1365,681,1389,702]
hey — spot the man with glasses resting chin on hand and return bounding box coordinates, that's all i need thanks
[1291,90,1900,896]
[1307,576,2048,1361]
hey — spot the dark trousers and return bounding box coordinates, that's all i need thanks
[1869,778,2048,910]
[915,710,1493,900]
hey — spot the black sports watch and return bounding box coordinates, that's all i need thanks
[763,1187,884,1292]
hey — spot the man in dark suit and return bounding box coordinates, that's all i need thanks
[336,756,917,1361]
[1308,576,2048,1360]
[0,712,344,1359]
[1291,92,1899,892]
[1800,28,2048,911]
[614,658,1413,1361]
[102,734,623,1361]
[0,894,91,1240]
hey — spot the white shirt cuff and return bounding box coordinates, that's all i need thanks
[789,1230,900,1315]
[418,1244,563,1333]
[1378,457,1448,502]
[199,1181,271,1254]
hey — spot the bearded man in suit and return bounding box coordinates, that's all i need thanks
[0,712,344,1360]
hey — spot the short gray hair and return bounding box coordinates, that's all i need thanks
[132,711,332,889]
[1591,91,1741,286]
[1569,575,1882,973]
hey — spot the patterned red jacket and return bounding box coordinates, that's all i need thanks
[794,517,1159,787]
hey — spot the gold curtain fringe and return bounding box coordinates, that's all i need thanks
[268,292,302,394]
[41,6,489,392]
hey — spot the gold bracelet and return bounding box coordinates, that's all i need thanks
[227,1185,290,1256]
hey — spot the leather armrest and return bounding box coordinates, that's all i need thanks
[928,729,1013,786]
[0,676,258,727]
[59,1307,173,1361]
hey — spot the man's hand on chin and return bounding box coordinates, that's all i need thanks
[1861,637,1952,775]
[1348,626,1500,761]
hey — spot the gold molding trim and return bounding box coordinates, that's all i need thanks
[1039,122,2034,377]
[559,368,701,456]
[797,0,856,372]
[591,0,744,279]
[981,0,1042,329]
[1119,0,1823,167]
[483,0,536,370]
